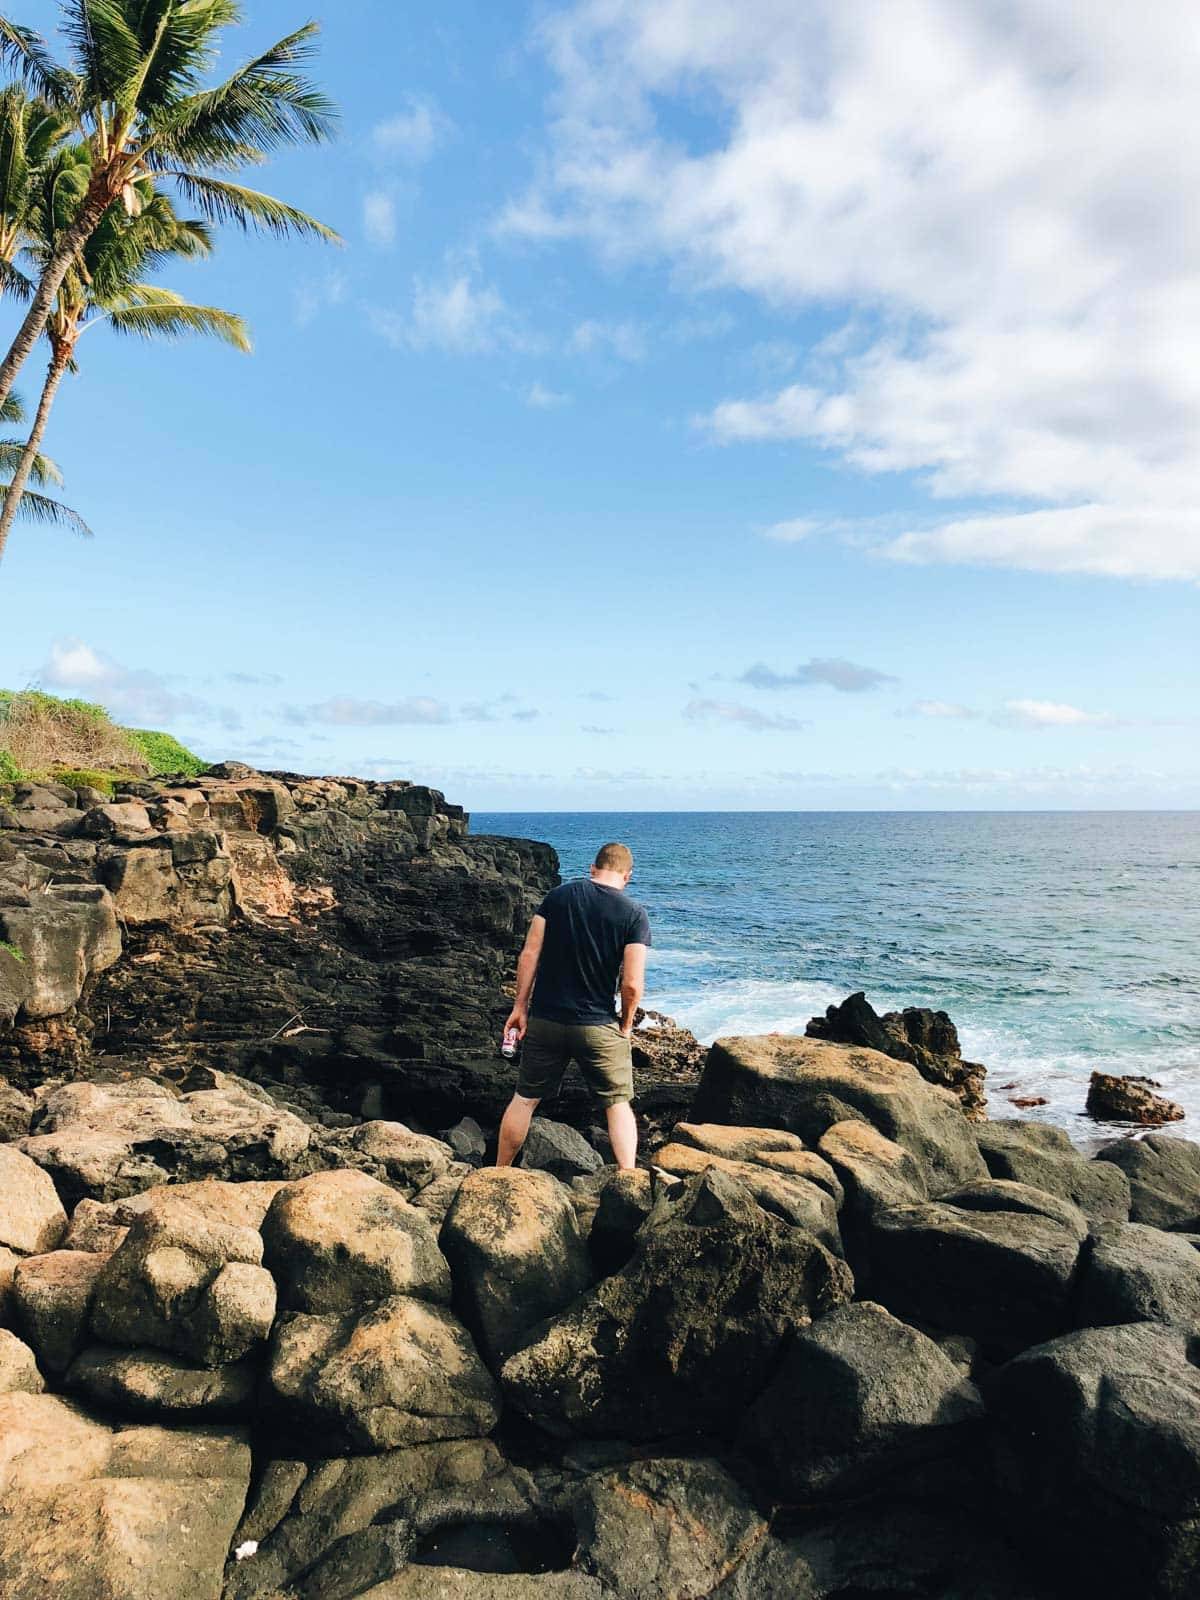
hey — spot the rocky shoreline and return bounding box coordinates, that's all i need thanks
[1,767,1199,1598]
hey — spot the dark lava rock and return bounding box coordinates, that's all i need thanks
[520,1118,604,1182]
[740,1301,984,1498]
[1075,1221,1200,1330]
[1095,1135,1200,1230]
[1086,1071,1184,1125]
[692,1034,986,1194]
[501,1166,853,1440]
[989,1322,1200,1599]
[807,990,988,1119]
[976,1119,1131,1223]
[587,1168,654,1276]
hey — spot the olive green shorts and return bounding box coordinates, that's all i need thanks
[517,1016,635,1108]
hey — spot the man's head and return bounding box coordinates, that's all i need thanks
[591,841,634,887]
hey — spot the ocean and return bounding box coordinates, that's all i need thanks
[473,811,1200,1140]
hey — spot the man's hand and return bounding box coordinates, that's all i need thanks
[505,1007,529,1040]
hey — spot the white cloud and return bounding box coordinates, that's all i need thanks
[571,319,646,362]
[908,700,978,720]
[516,0,1200,582]
[39,639,239,728]
[997,699,1117,730]
[684,697,808,732]
[762,517,818,543]
[740,658,895,692]
[526,380,571,409]
[372,274,510,353]
[294,271,347,328]
[362,191,398,248]
[285,697,451,727]
[371,97,447,165]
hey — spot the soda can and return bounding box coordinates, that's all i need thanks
[501,1027,520,1059]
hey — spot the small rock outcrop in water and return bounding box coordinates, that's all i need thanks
[1086,1069,1185,1125]
[807,990,988,1119]
[1,766,1198,1599]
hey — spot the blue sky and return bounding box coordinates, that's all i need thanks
[0,0,1196,810]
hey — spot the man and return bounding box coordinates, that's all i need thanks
[496,841,650,1171]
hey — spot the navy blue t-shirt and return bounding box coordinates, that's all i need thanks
[530,878,652,1025]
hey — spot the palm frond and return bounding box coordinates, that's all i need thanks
[150,22,336,167]
[0,257,34,301]
[104,283,251,350]
[0,18,78,108]
[0,482,91,535]
[0,438,62,486]
[167,171,340,242]
[60,0,141,105]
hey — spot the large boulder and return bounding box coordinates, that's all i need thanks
[0,1143,67,1256]
[328,1120,456,1195]
[817,1119,928,1221]
[588,1169,654,1276]
[740,1301,984,1498]
[650,1141,842,1253]
[1095,1136,1200,1230]
[568,1457,767,1600]
[669,1121,843,1200]
[1076,1221,1200,1330]
[0,1392,251,1600]
[989,1323,1200,1598]
[12,1249,107,1374]
[18,1078,312,1205]
[267,1296,500,1451]
[66,1345,257,1417]
[90,1190,276,1366]
[1086,1072,1184,1125]
[976,1120,1130,1223]
[807,990,987,1119]
[692,1035,985,1193]
[501,1168,853,1440]
[0,883,121,1021]
[867,1185,1086,1357]
[262,1169,449,1314]
[439,1168,592,1368]
[0,1327,43,1394]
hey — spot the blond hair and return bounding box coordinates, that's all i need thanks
[593,841,633,873]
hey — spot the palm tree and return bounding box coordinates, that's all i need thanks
[0,385,91,542]
[0,83,71,297]
[0,146,249,565]
[0,2,336,415]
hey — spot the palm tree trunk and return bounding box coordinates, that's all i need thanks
[0,338,69,568]
[0,174,112,418]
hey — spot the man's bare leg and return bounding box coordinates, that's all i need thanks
[606,1100,638,1171]
[497,1092,540,1166]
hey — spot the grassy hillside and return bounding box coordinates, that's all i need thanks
[0,689,204,795]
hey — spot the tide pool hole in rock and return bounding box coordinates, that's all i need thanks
[406,1509,576,1574]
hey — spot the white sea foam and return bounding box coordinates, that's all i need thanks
[658,977,842,1044]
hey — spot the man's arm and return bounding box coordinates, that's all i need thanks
[618,942,647,1037]
[505,914,545,1038]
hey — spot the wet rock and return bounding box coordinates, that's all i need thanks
[1076,1221,1200,1329]
[66,1344,257,1416]
[692,1035,985,1193]
[90,1190,276,1365]
[807,990,988,1119]
[262,1169,449,1315]
[0,1327,43,1393]
[588,1169,654,1276]
[18,1077,312,1205]
[1086,1071,1184,1125]
[440,1168,591,1369]
[651,1141,842,1253]
[740,1301,984,1498]
[989,1322,1200,1599]
[1094,1135,1200,1230]
[0,1391,251,1600]
[569,1457,766,1599]
[0,1143,67,1255]
[267,1296,500,1451]
[502,1168,853,1440]
[868,1189,1085,1358]
[12,1249,107,1374]
[521,1118,604,1182]
[976,1120,1131,1223]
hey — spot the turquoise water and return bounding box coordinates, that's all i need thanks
[474,811,1200,1137]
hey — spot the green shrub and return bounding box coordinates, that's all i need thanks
[0,939,23,963]
[0,749,21,784]
[126,727,205,777]
[52,767,117,795]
